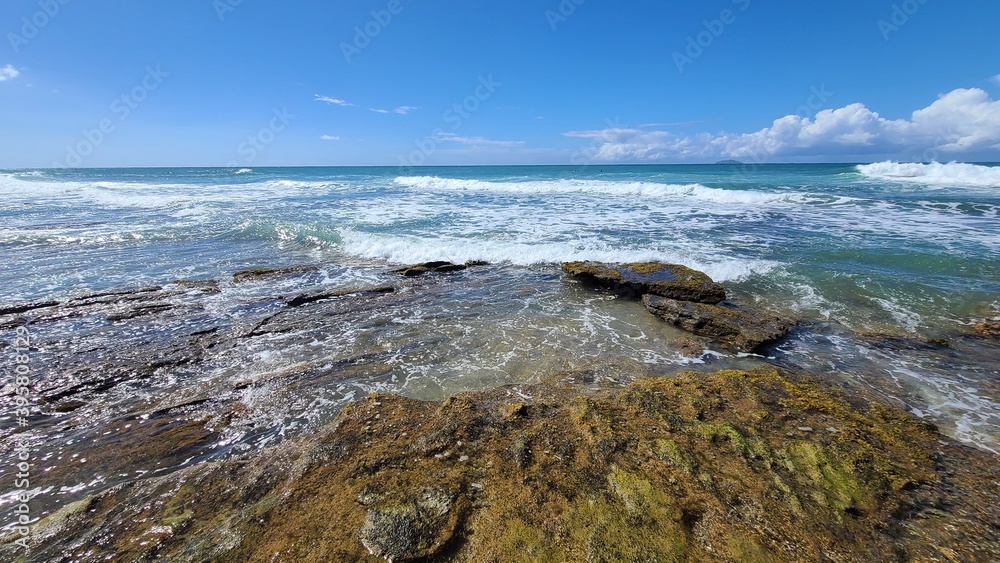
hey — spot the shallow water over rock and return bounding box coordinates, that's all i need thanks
[0,261,997,552]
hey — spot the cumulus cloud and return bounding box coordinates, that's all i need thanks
[315,94,352,106]
[565,88,1000,161]
[0,65,20,81]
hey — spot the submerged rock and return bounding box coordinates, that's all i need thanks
[643,295,792,352]
[233,265,319,283]
[562,261,726,304]
[0,285,196,329]
[10,366,997,562]
[286,285,395,308]
[972,320,1000,338]
[392,261,488,277]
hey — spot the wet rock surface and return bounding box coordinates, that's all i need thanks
[972,320,1000,338]
[232,265,320,283]
[6,365,997,562]
[2,264,997,561]
[562,261,727,304]
[392,261,489,277]
[643,295,794,353]
[562,261,792,352]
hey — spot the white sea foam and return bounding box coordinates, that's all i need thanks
[0,175,343,211]
[393,176,843,205]
[235,168,254,174]
[337,228,776,282]
[857,161,1000,188]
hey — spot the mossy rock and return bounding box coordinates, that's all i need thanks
[6,366,997,562]
[562,261,726,304]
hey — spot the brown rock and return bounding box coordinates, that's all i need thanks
[562,261,726,303]
[392,261,469,277]
[643,294,792,352]
[972,320,1000,338]
[12,366,997,562]
[233,265,319,283]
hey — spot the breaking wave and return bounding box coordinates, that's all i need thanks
[857,161,1000,188]
[394,176,850,205]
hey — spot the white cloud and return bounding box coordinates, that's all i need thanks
[315,94,352,106]
[437,133,524,147]
[320,135,340,141]
[565,87,1000,161]
[370,106,417,115]
[992,74,1000,86]
[0,65,20,81]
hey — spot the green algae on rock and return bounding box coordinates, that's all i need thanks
[7,365,998,562]
[562,261,727,304]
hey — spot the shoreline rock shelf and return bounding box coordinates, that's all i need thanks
[563,261,793,352]
[9,366,997,561]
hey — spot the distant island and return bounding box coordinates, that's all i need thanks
[715,159,743,165]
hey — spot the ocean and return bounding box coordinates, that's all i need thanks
[2,162,999,512]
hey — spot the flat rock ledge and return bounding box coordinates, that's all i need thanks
[643,295,793,353]
[562,261,727,304]
[8,366,997,562]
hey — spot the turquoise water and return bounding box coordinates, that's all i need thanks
[2,162,999,459]
[3,163,998,328]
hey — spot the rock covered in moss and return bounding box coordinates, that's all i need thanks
[359,488,462,561]
[9,366,998,562]
[642,295,793,352]
[562,261,726,304]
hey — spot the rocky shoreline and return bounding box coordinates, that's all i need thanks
[1,262,998,561]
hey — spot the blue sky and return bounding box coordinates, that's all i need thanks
[1,0,999,167]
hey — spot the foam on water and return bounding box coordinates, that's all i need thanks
[1,164,998,456]
[857,161,1000,188]
[394,175,851,205]
[338,228,775,282]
